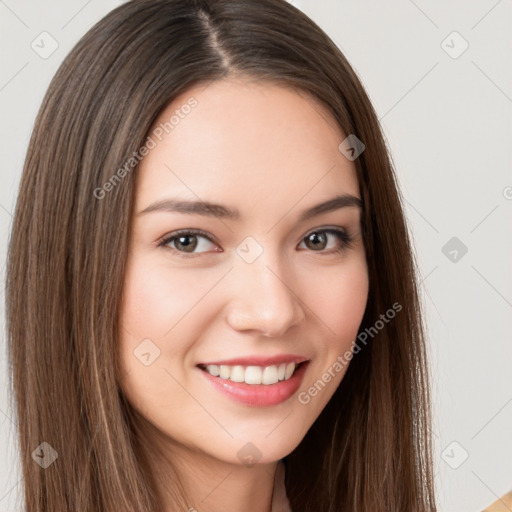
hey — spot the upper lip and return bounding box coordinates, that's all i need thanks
[197,354,309,367]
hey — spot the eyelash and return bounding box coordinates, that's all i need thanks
[156,227,354,259]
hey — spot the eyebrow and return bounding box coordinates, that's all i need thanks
[136,193,363,222]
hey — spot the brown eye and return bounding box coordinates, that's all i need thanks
[173,234,198,253]
[158,229,219,257]
[304,232,328,250]
[299,228,353,254]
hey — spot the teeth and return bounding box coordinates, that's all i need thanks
[219,365,230,379]
[207,364,220,377]
[261,365,277,385]
[204,362,298,385]
[230,365,245,383]
[284,362,295,380]
[245,366,262,385]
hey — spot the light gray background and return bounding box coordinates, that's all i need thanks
[1,1,511,511]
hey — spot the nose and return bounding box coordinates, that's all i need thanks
[225,253,306,337]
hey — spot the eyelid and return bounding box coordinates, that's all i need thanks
[302,225,347,238]
[298,226,354,251]
[156,228,220,253]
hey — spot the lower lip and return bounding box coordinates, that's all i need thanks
[198,362,309,407]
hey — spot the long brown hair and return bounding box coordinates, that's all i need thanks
[5,0,437,510]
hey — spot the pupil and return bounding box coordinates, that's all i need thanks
[308,232,326,250]
[177,235,197,252]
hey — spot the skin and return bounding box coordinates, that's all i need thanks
[118,77,369,512]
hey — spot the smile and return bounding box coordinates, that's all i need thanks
[199,362,298,385]
[196,360,310,407]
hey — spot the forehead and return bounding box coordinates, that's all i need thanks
[135,78,359,215]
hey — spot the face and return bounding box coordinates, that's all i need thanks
[118,78,369,466]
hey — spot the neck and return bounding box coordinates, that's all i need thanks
[150,439,280,512]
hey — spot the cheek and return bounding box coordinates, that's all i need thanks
[117,259,208,424]
[308,256,369,347]
[117,256,231,408]
[119,257,224,339]
[295,258,368,414]
[117,258,195,392]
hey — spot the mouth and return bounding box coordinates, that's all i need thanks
[196,360,307,385]
[196,359,310,407]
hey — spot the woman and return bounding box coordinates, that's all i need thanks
[5,0,437,510]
